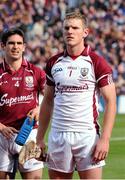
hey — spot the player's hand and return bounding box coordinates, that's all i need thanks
[36,138,46,151]
[36,136,46,154]
[19,140,48,165]
[0,124,18,139]
[92,137,109,164]
[27,106,40,121]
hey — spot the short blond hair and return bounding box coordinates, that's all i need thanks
[64,10,88,28]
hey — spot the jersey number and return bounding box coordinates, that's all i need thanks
[14,81,19,87]
[69,70,72,77]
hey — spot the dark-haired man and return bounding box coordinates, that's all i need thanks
[0,28,46,179]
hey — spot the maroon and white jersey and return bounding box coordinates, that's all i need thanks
[0,59,46,129]
[46,45,113,133]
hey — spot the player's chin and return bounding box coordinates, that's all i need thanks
[66,42,76,47]
[10,56,21,61]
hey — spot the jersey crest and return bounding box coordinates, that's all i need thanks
[80,68,89,77]
[25,76,34,87]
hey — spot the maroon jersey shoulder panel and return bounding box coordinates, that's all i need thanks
[46,52,64,86]
[89,51,113,87]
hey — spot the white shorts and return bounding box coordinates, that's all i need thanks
[0,129,43,173]
[47,129,105,173]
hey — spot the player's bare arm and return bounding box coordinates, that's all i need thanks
[92,83,116,163]
[27,83,46,121]
[36,85,54,148]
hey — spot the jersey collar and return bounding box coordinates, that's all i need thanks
[64,45,91,59]
[3,58,27,74]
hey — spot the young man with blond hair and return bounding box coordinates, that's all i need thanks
[37,10,116,179]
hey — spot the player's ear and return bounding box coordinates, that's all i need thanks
[83,28,89,38]
[22,43,26,52]
[1,42,5,49]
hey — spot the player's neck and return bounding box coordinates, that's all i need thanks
[67,44,85,56]
[5,57,22,71]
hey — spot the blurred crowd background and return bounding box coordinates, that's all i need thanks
[0,0,125,95]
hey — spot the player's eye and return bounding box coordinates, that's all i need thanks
[64,26,70,30]
[8,42,23,45]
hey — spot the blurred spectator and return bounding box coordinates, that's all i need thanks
[0,0,125,94]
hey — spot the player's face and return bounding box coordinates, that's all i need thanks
[2,34,25,61]
[63,18,89,47]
